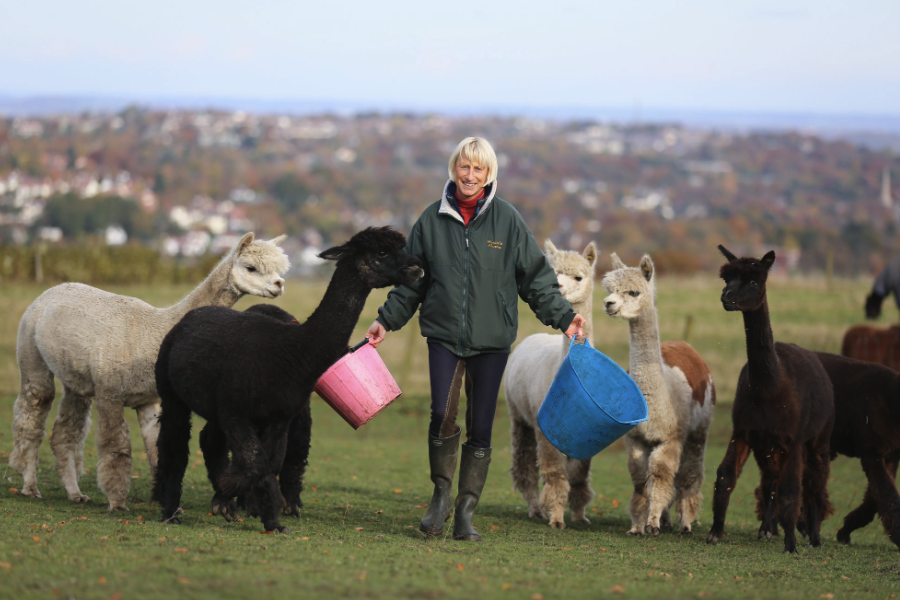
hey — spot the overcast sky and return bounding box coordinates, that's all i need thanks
[2,0,898,115]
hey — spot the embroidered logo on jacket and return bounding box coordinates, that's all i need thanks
[487,240,503,250]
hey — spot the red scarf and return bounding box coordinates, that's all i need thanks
[454,188,485,225]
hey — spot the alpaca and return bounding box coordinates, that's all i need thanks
[865,255,900,319]
[812,351,900,549]
[707,245,834,554]
[152,227,424,533]
[9,233,290,511]
[602,253,715,536]
[841,324,900,372]
[506,240,598,529]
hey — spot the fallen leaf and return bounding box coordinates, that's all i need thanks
[301,537,309,541]
[393,489,403,494]
[501,583,512,590]
[458,564,464,572]
[32,537,40,543]
[821,595,834,599]
[414,504,429,508]
[0,562,11,569]
[532,595,544,600]
[7,488,17,493]
[261,531,274,535]
[159,537,167,541]
[355,527,364,531]
[841,576,850,581]
[97,577,107,585]
[612,499,619,507]
[491,525,500,531]
[177,577,190,584]
[358,572,367,581]
[174,548,188,553]
[610,584,625,594]
[600,548,607,552]
[374,510,384,515]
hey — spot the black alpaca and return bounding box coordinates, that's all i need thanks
[812,351,900,549]
[706,245,835,554]
[866,255,900,319]
[152,227,424,533]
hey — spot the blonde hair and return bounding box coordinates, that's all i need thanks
[448,137,498,185]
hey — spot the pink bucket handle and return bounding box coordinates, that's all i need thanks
[348,338,371,353]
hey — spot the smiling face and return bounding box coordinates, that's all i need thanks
[454,153,489,200]
[718,245,775,312]
[602,253,656,321]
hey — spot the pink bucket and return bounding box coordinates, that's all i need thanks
[314,339,402,429]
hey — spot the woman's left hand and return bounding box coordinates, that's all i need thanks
[565,314,586,340]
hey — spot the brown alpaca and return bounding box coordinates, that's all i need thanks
[841,324,900,372]
[707,245,834,554]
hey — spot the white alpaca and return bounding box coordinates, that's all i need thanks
[9,233,291,510]
[602,253,715,536]
[506,240,598,529]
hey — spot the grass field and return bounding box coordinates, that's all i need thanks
[1,273,898,599]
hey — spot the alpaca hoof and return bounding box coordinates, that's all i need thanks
[283,504,301,518]
[784,548,798,555]
[161,514,182,525]
[706,533,720,545]
[549,518,566,530]
[627,529,643,536]
[212,497,239,522]
[70,494,90,503]
[528,508,547,520]
[267,525,290,534]
[650,526,661,537]
[836,530,851,545]
[680,527,693,535]
[21,486,42,499]
[109,504,129,512]
[573,515,591,525]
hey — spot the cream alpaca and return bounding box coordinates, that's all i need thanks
[10,233,290,510]
[602,253,715,535]
[506,240,598,529]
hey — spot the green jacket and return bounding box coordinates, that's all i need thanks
[377,180,575,357]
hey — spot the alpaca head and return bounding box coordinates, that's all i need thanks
[718,244,775,312]
[865,290,884,320]
[601,253,656,321]
[544,239,597,307]
[318,226,424,288]
[229,233,291,299]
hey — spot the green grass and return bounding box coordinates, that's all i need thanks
[0,276,898,599]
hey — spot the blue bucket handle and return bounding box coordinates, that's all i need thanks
[569,334,590,350]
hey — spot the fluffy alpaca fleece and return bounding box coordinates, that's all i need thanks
[602,253,715,535]
[707,246,834,554]
[841,324,900,372]
[152,227,424,533]
[9,233,290,510]
[505,240,598,528]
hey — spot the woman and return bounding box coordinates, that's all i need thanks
[366,137,585,542]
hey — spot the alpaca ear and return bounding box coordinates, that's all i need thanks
[317,244,350,262]
[235,232,255,254]
[583,242,598,268]
[761,251,776,269]
[267,234,287,246]
[718,244,737,263]
[544,239,558,255]
[639,255,654,282]
[610,252,626,270]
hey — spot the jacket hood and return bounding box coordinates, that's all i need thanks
[438,179,497,224]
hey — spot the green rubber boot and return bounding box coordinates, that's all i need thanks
[419,430,461,536]
[452,444,492,541]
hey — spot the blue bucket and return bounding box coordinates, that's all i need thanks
[536,337,648,460]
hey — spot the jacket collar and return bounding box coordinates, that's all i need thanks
[439,179,497,224]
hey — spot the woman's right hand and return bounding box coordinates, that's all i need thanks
[366,320,387,348]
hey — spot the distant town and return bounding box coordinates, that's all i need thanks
[1,108,898,276]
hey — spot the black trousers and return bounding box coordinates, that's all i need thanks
[428,342,509,449]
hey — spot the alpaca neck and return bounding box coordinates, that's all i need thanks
[741,301,780,389]
[560,294,594,357]
[295,262,371,379]
[627,307,666,400]
[164,254,241,321]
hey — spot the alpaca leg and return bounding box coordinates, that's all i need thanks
[753,446,782,541]
[801,442,833,548]
[152,397,193,524]
[645,440,682,536]
[509,416,544,520]
[279,408,312,518]
[707,435,751,545]
[566,457,594,524]
[673,438,706,534]
[49,387,93,503]
[837,480,877,545]
[94,400,133,511]
[861,455,900,550]
[9,355,56,499]
[626,438,650,535]
[199,422,237,522]
[775,446,804,554]
[536,429,570,529]
[135,403,161,480]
